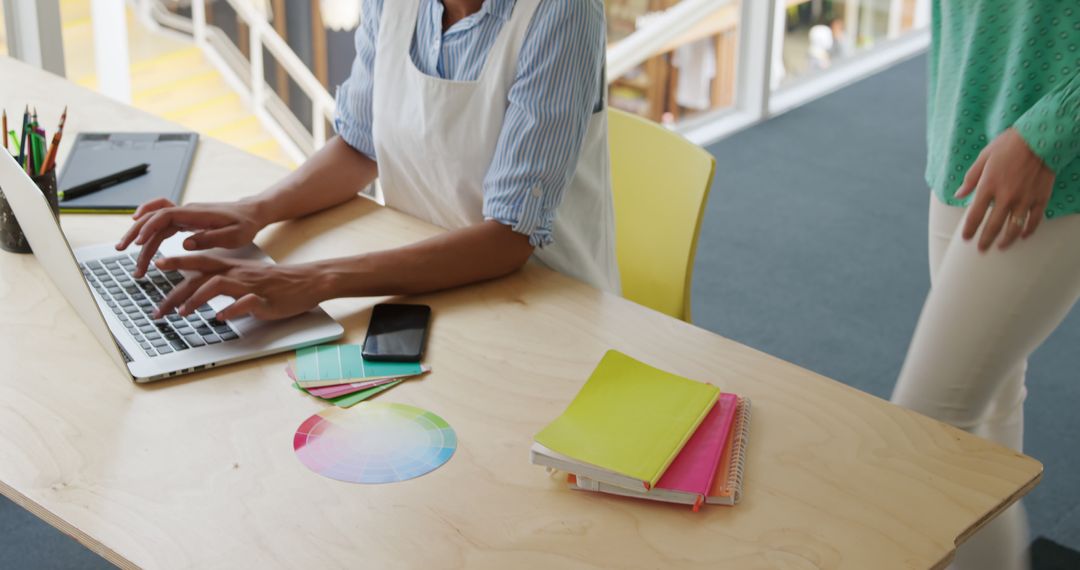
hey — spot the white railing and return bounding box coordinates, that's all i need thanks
[138,0,731,162]
[140,0,335,164]
[219,0,336,147]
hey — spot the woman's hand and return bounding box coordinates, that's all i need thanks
[151,256,334,321]
[116,198,270,278]
[955,128,1056,252]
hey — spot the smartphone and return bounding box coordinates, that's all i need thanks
[361,304,432,362]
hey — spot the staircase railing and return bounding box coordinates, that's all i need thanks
[140,0,333,164]
[138,0,733,162]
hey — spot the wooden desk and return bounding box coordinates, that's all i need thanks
[0,56,1041,570]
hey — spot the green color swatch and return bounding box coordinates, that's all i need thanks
[295,345,421,382]
[330,381,402,408]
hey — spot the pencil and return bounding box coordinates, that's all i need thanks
[30,130,43,174]
[40,107,66,174]
[2,110,7,152]
[33,130,46,169]
[18,106,28,168]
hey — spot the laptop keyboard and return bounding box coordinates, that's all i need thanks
[79,252,240,358]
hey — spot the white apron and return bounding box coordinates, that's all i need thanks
[371,0,620,294]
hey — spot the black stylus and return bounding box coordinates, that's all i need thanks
[59,163,150,202]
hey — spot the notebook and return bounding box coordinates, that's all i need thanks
[706,396,753,506]
[569,396,753,509]
[58,132,198,213]
[531,350,720,491]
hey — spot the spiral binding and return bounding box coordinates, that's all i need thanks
[726,397,753,505]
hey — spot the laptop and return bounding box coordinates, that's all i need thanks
[0,151,344,383]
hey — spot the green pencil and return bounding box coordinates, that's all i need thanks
[35,132,46,167]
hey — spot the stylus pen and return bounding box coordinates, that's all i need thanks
[59,163,150,202]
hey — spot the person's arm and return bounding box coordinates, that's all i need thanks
[118,0,382,276]
[235,0,385,224]
[1013,71,1080,176]
[151,1,607,320]
[482,0,606,248]
[247,136,377,225]
[956,68,1080,251]
[152,221,533,320]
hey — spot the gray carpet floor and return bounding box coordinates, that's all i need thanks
[1,53,1076,569]
[693,54,1080,555]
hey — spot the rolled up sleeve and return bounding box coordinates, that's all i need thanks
[333,0,381,161]
[481,0,605,248]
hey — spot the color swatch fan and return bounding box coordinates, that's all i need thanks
[294,403,457,484]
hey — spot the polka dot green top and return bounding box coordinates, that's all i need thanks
[927,0,1080,218]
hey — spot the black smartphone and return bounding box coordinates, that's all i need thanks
[361,304,432,362]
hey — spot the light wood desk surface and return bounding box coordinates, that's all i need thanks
[0,56,1041,570]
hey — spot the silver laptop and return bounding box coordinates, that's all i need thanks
[1,151,343,383]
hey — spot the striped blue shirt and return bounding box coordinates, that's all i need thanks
[334,0,606,247]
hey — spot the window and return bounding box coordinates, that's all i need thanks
[607,0,929,139]
[776,0,925,88]
[607,0,741,126]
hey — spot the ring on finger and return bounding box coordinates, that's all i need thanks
[1011,213,1027,229]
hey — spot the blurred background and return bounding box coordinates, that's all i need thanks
[0,0,930,168]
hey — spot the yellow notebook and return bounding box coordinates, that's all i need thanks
[532,350,719,491]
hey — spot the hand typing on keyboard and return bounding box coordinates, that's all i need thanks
[151,255,335,321]
[82,252,240,357]
[115,198,269,278]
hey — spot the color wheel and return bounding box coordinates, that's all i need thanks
[293,403,457,484]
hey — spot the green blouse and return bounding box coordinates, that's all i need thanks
[927,0,1080,218]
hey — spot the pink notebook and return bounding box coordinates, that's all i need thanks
[571,393,740,511]
[654,392,740,509]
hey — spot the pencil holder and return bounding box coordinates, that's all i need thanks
[0,167,59,254]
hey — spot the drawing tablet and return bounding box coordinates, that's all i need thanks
[58,132,198,213]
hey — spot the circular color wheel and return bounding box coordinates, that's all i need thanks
[293,402,457,484]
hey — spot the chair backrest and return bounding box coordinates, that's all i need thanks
[608,108,716,323]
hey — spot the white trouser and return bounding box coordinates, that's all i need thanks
[892,195,1080,570]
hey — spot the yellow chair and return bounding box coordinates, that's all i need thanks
[609,109,716,323]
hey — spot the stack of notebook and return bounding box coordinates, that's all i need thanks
[531,350,752,511]
[284,344,429,408]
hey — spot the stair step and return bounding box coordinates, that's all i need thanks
[135,71,229,108]
[165,94,252,133]
[207,116,269,142]
[245,139,296,168]
[60,0,91,25]
[129,46,204,74]
[130,56,216,93]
